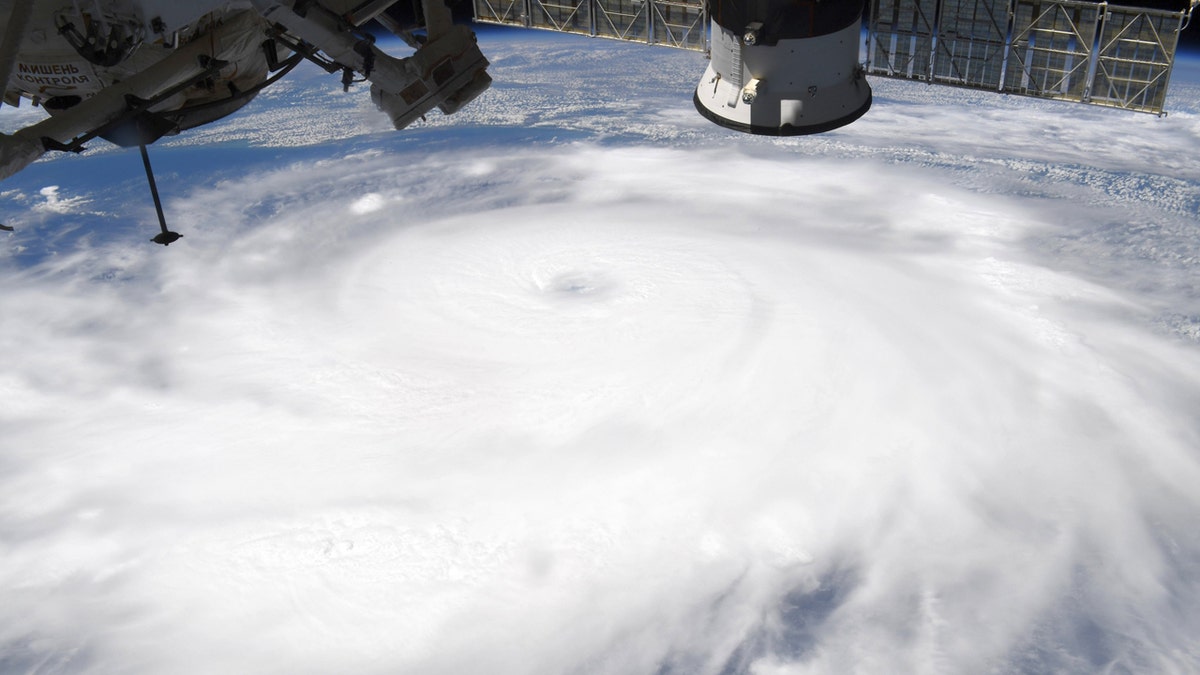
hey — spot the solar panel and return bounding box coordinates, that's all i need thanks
[593,0,649,41]
[650,0,707,49]
[1004,0,1101,101]
[474,0,527,26]
[473,0,707,51]
[932,0,1010,89]
[868,0,938,79]
[529,0,590,33]
[867,0,1190,114]
[1090,4,1184,113]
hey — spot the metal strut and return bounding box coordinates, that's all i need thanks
[138,142,181,245]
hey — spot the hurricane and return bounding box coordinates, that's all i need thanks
[2,31,1200,675]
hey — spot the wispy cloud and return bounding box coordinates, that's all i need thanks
[31,185,91,214]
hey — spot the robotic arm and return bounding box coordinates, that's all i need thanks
[249,0,491,129]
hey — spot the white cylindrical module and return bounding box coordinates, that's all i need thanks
[693,0,871,135]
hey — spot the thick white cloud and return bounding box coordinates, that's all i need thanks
[31,185,91,214]
[2,32,1200,675]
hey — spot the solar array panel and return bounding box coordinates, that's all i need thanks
[651,0,707,50]
[1091,5,1184,112]
[594,0,649,41]
[529,0,590,32]
[1005,0,1101,100]
[870,0,938,79]
[867,0,1189,113]
[473,0,707,51]
[474,0,525,25]
[933,0,1009,88]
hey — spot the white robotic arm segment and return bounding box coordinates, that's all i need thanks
[370,24,492,129]
[250,0,491,129]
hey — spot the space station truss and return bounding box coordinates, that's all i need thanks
[868,0,1190,113]
[473,0,708,51]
